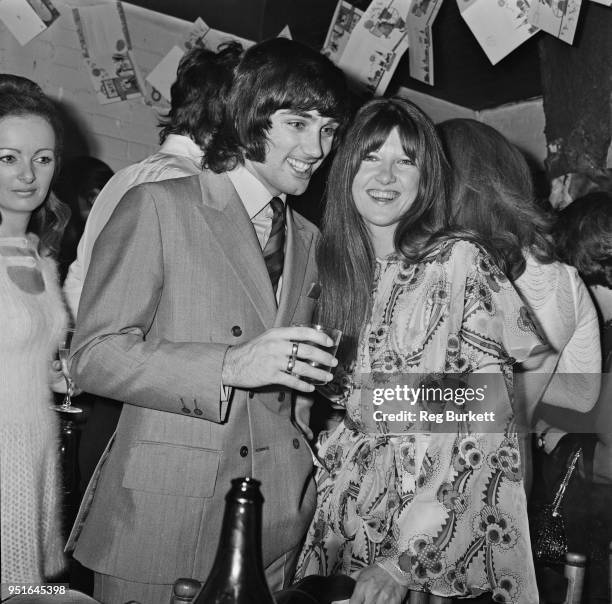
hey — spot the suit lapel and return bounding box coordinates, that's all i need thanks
[197,172,277,329]
[275,207,313,327]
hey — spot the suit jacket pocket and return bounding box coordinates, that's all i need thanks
[122,441,221,498]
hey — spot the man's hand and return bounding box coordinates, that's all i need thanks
[221,326,339,393]
[350,565,408,604]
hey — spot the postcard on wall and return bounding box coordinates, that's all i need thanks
[183,17,254,53]
[528,0,582,44]
[73,2,143,104]
[322,0,364,64]
[27,0,59,26]
[146,45,184,103]
[0,0,58,45]
[589,0,612,5]
[183,17,211,51]
[407,0,443,84]
[338,0,412,95]
[457,0,539,65]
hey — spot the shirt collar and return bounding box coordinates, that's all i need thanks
[159,134,203,164]
[227,164,286,220]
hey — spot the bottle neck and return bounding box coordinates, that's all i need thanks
[213,499,266,580]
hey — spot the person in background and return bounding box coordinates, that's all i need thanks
[549,191,612,603]
[62,41,243,318]
[0,74,70,598]
[54,156,114,282]
[296,98,543,603]
[437,119,601,494]
[66,38,350,604]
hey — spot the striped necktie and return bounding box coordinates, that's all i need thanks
[262,197,286,294]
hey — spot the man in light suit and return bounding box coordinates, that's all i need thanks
[67,38,350,604]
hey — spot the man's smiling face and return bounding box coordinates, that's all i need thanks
[244,109,339,196]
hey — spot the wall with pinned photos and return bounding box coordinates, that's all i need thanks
[0,0,547,172]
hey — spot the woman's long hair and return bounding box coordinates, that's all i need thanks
[317,97,464,364]
[0,74,70,257]
[438,119,555,281]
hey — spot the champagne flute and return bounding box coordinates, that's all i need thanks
[50,328,82,414]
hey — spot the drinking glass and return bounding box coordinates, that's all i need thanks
[50,328,82,414]
[293,323,342,385]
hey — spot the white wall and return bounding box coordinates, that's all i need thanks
[398,87,547,168]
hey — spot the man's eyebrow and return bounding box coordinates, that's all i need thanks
[278,110,338,123]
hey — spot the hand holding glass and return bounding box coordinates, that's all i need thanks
[50,328,82,414]
[292,323,342,385]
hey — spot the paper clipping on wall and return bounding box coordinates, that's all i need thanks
[589,0,612,5]
[457,0,539,65]
[73,2,143,105]
[183,17,254,53]
[0,0,59,45]
[528,0,583,44]
[145,45,184,103]
[337,0,412,95]
[277,25,292,39]
[322,0,364,64]
[407,0,443,84]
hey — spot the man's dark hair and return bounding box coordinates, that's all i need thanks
[206,38,350,173]
[158,41,243,149]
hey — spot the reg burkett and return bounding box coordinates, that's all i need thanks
[372,409,496,423]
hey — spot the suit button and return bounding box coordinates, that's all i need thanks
[248,391,255,399]
[278,391,285,402]
[231,325,242,337]
[240,445,249,457]
[293,438,300,449]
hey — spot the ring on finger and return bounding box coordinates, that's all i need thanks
[286,355,296,374]
[291,342,299,358]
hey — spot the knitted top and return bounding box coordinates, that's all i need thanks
[0,234,68,592]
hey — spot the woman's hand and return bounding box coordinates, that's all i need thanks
[50,360,82,396]
[350,564,408,604]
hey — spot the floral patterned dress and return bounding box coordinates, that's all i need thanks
[296,240,542,603]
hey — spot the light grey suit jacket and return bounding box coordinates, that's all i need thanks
[67,170,320,584]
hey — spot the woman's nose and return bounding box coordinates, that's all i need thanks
[18,163,35,183]
[375,162,396,184]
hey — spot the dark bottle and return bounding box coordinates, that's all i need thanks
[194,477,275,604]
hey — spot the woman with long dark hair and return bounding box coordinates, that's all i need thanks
[0,74,70,596]
[296,99,542,603]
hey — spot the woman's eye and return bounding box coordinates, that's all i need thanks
[34,155,54,165]
[363,153,378,162]
[0,154,16,164]
[398,158,415,166]
[288,121,305,130]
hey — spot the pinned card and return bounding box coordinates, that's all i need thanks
[183,16,254,52]
[146,45,184,102]
[277,24,292,39]
[457,0,539,65]
[407,0,443,85]
[0,0,47,45]
[338,0,412,95]
[528,0,583,44]
[73,2,143,104]
[322,0,364,64]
